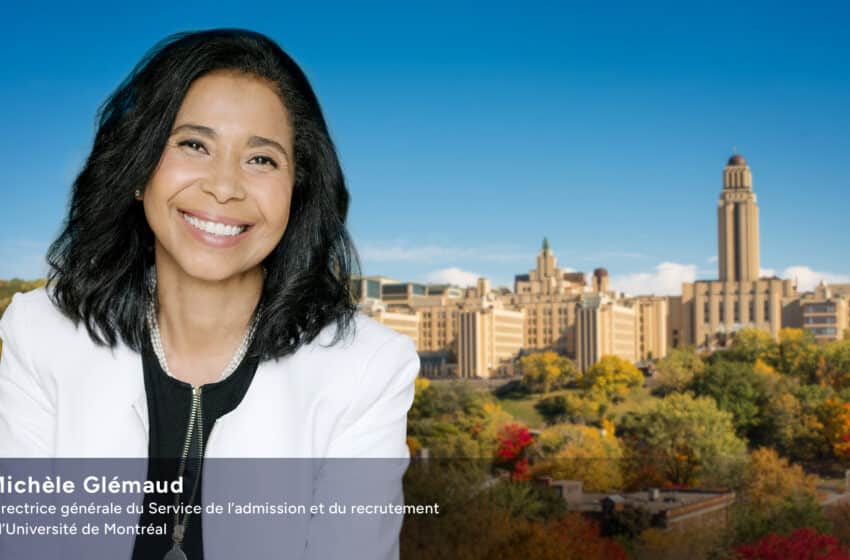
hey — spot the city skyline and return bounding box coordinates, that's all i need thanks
[2,1,848,292]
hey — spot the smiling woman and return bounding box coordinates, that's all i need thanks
[140,70,298,385]
[0,28,419,560]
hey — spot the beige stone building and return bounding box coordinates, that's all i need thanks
[575,294,638,372]
[413,294,464,353]
[505,239,588,356]
[800,282,850,342]
[457,295,525,378]
[675,155,798,349]
[627,295,669,361]
[351,275,399,303]
[718,154,760,283]
[514,237,588,297]
[355,238,669,377]
[679,277,797,349]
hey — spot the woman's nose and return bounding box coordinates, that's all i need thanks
[202,153,246,202]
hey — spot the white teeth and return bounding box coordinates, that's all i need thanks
[181,212,247,237]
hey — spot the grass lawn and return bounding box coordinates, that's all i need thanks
[494,385,657,428]
[494,388,572,429]
[609,386,656,418]
[497,396,546,428]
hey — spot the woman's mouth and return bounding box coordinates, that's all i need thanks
[179,210,250,237]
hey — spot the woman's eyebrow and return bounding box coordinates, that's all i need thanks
[170,123,290,163]
[171,123,216,138]
[246,136,290,163]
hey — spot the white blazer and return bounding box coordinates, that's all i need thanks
[0,287,420,559]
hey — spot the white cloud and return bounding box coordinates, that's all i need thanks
[609,262,698,296]
[779,266,850,292]
[707,256,718,263]
[760,267,777,277]
[425,267,481,287]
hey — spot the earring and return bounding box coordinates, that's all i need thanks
[134,189,142,200]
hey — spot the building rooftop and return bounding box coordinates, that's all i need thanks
[534,477,736,527]
[727,154,747,166]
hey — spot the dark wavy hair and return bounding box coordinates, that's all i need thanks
[46,28,360,361]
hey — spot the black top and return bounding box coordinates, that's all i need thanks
[131,334,260,560]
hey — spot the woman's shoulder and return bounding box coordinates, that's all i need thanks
[0,286,97,363]
[308,310,417,362]
[1,286,79,337]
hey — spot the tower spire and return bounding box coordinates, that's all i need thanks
[542,237,550,252]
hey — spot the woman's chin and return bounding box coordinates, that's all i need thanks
[171,260,259,285]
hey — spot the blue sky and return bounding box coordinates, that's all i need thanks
[1,0,848,294]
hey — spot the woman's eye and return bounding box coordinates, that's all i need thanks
[250,155,278,169]
[178,139,207,153]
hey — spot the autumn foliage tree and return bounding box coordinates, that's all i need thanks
[407,380,514,458]
[739,448,819,510]
[519,351,577,394]
[773,328,818,379]
[581,355,643,402]
[495,423,534,480]
[719,448,830,558]
[820,397,850,460]
[530,419,624,491]
[727,327,777,364]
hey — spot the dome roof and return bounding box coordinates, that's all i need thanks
[593,267,608,277]
[727,154,747,166]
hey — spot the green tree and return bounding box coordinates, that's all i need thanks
[761,388,831,463]
[725,327,777,364]
[581,355,643,402]
[689,360,772,439]
[729,494,830,550]
[535,392,603,425]
[621,393,746,486]
[654,347,705,394]
[821,339,850,390]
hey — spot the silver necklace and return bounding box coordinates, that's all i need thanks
[144,268,262,382]
[145,300,260,382]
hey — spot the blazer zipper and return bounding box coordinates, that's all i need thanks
[166,385,204,557]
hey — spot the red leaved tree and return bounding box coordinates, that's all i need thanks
[736,527,850,560]
[495,423,534,480]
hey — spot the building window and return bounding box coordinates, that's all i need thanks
[734,302,740,323]
[805,303,837,314]
[719,303,725,323]
[764,300,770,321]
[806,316,837,325]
